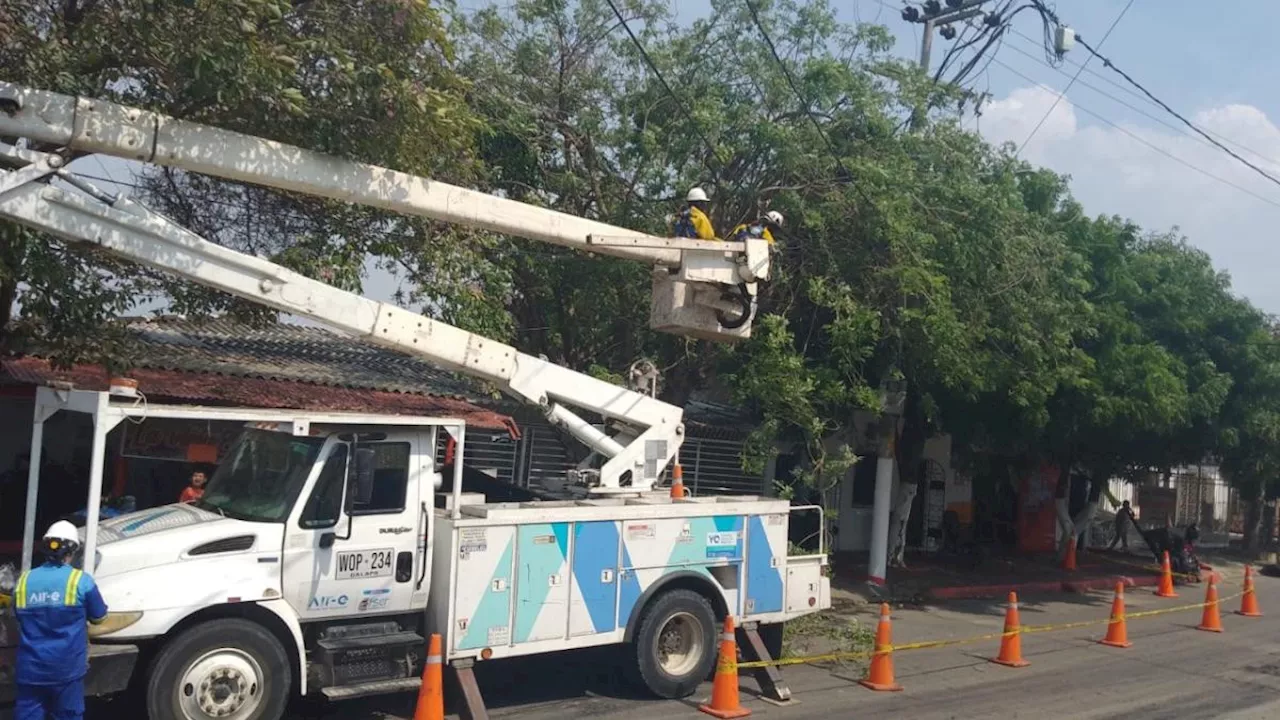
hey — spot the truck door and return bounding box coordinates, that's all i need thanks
[282,431,427,621]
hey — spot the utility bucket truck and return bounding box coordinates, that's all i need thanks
[0,84,827,720]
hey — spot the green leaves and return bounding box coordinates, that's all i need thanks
[2,0,483,367]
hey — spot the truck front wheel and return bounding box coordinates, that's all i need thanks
[630,589,718,699]
[146,618,291,720]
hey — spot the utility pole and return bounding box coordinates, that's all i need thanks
[902,0,999,70]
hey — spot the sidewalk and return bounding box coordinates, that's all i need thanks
[831,547,1196,604]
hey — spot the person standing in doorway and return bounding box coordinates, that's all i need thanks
[179,469,207,504]
[14,521,108,720]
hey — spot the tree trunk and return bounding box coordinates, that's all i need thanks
[1054,464,1073,560]
[1074,476,1104,555]
[1262,502,1277,552]
[887,387,927,568]
[1243,481,1264,557]
[887,480,918,567]
[0,222,26,345]
[1052,464,1102,557]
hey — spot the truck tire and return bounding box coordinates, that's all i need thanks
[630,589,717,699]
[146,618,291,720]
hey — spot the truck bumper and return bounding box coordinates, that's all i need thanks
[1,641,138,705]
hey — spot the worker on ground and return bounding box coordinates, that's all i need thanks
[731,210,784,245]
[1108,500,1136,551]
[14,521,108,720]
[179,468,207,504]
[671,187,717,240]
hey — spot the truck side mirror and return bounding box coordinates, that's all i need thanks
[345,447,376,510]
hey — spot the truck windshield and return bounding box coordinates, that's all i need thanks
[196,429,326,523]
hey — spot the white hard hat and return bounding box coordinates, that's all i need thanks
[43,520,80,556]
[765,210,784,227]
[686,187,709,203]
[44,520,78,544]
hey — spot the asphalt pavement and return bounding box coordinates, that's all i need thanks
[311,566,1280,720]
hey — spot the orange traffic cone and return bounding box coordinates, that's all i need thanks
[860,603,904,692]
[1155,551,1178,598]
[670,463,689,499]
[1062,536,1078,571]
[699,616,750,719]
[1197,579,1223,632]
[991,591,1030,667]
[1238,564,1263,617]
[413,634,444,720]
[1099,582,1132,648]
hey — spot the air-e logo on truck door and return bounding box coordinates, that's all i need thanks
[336,548,395,580]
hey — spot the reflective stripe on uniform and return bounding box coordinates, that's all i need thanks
[14,571,29,609]
[64,569,82,606]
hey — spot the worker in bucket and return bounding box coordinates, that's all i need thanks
[731,210,784,245]
[13,521,108,720]
[671,187,717,240]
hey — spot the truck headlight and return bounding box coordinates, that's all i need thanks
[88,611,144,638]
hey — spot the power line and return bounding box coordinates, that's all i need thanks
[991,57,1280,212]
[999,24,1280,171]
[1017,0,1135,156]
[998,44,1207,152]
[1071,31,1280,192]
[602,0,723,174]
[742,0,853,181]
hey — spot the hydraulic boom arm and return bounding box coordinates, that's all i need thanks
[0,90,696,494]
[0,83,771,342]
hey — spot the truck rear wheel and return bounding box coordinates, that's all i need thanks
[146,618,290,720]
[630,589,717,699]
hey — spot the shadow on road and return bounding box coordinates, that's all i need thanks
[284,645,651,719]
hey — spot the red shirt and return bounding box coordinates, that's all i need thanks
[179,486,204,504]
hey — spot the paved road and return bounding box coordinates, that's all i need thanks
[310,568,1280,720]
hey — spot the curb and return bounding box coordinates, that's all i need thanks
[926,573,1160,600]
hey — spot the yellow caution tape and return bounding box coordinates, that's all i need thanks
[738,575,1250,669]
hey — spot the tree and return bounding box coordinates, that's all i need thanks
[2,0,484,366]
[456,1,1097,559]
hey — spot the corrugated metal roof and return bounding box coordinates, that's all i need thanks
[0,358,516,432]
[117,317,486,400]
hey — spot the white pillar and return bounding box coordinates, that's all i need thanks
[20,414,47,572]
[82,416,108,571]
[868,416,896,585]
[868,456,895,584]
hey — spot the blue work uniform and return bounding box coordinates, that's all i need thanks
[14,561,108,720]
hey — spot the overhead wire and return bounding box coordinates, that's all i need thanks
[1016,0,1135,156]
[742,0,853,182]
[998,41,1280,166]
[1005,31,1280,169]
[1069,34,1280,192]
[990,57,1280,211]
[602,0,724,175]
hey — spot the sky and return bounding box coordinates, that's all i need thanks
[66,1,1280,318]
[925,0,1280,315]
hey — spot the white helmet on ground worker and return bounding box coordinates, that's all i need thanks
[42,520,80,558]
[686,187,709,203]
[764,210,784,227]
